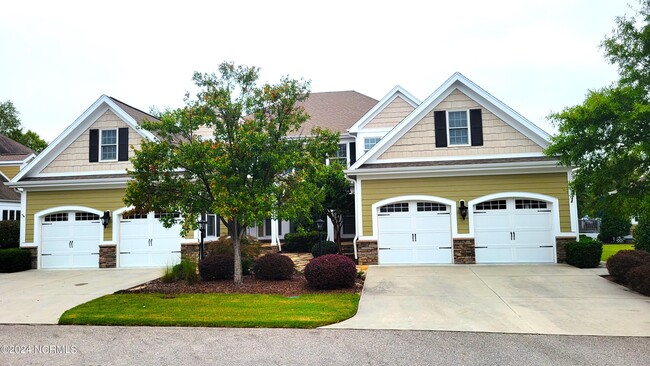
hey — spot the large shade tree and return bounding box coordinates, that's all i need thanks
[0,100,48,153]
[315,161,354,250]
[545,0,650,217]
[124,62,339,284]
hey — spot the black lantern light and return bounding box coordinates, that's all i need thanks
[198,219,208,260]
[101,210,111,228]
[458,201,468,220]
[315,218,325,256]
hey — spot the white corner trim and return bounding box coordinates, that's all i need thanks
[467,192,560,239]
[19,190,27,245]
[370,195,458,239]
[568,171,579,233]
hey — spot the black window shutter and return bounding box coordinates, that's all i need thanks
[89,129,99,162]
[349,142,356,165]
[434,111,447,147]
[470,109,484,146]
[118,128,129,161]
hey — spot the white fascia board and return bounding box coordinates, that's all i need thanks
[12,178,129,190]
[30,170,130,178]
[349,72,553,170]
[12,95,157,183]
[370,152,547,164]
[348,85,420,134]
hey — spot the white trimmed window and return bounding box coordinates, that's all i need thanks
[334,143,347,166]
[100,129,118,161]
[447,111,470,146]
[364,137,381,153]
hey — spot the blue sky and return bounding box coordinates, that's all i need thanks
[0,0,633,142]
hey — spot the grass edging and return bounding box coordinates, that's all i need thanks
[601,244,634,261]
[59,293,359,328]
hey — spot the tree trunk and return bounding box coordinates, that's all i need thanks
[232,218,243,285]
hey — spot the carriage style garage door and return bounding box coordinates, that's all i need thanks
[119,212,182,267]
[377,202,452,264]
[474,198,555,263]
[41,212,101,268]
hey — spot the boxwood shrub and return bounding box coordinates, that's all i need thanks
[283,231,319,253]
[0,248,32,273]
[253,253,295,280]
[606,250,650,280]
[625,263,650,296]
[199,254,234,281]
[565,238,603,268]
[0,220,20,249]
[311,240,339,258]
[304,254,356,290]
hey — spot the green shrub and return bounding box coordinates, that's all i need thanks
[598,213,631,243]
[634,214,650,252]
[0,220,20,249]
[199,254,234,281]
[565,238,603,268]
[311,240,339,258]
[161,259,198,284]
[253,253,295,280]
[0,248,31,273]
[606,250,650,280]
[304,254,357,290]
[283,231,319,252]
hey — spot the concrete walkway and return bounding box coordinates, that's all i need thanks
[0,268,161,324]
[326,264,650,336]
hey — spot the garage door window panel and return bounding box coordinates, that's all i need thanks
[380,203,409,213]
[44,213,69,222]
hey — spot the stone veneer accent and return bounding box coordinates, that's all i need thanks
[181,242,200,263]
[99,244,116,268]
[555,236,576,263]
[357,240,378,265]
[23,246,38,269]
[453,238,476,264]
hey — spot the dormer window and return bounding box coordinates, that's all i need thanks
[100,129,118,161]
[447,111,469,146]
[364,137,381,153]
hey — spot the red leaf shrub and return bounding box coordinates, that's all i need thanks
[606,250,650,280]
[199,254,234,281]
[253,253,295,280]
[304,254,356,290]
[625,263,650,296]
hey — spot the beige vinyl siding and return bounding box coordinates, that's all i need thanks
[41,110,142,174]
[361,173,571,236]
[25,188,126,243]
[379,89,543,160]
[0,165,21,179]
[364,96,415,129]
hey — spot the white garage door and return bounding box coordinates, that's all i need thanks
[41,212,101,268]
[474,198,554,263]
[119,212,182,267]
[378,202,452,264]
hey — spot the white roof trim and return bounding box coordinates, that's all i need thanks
[347,85,420,134]
[349,72,552,170]
[11,95,157,183]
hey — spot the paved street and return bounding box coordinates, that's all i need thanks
[0,325,648,365]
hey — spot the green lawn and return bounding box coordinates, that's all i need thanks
[59,293,359,328]
[601,244,635,261]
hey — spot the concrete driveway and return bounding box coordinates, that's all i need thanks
[0,269,161,324]
[327,265,650,336]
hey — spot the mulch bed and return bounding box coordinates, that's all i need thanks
[117,274,364,297]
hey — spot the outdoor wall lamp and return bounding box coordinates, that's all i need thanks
[101,210,111,228]
[458,201,468,220]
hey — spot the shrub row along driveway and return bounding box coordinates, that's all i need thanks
[326,264,650,336]
[0,269,161,324]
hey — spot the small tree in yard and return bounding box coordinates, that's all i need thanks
[316,161,354,251]
[124,62,339,285]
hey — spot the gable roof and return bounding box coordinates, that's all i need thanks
[349,72,552,170]
[0,134,34,162]
[290,91,377,137]
[11,95,159,183]
[0,174,20,201]
[348,85,420,133]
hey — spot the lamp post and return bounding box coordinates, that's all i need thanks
[198,219,208,261]
[315,218,325,257]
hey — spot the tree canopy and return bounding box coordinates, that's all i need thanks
[314,160,354,249]
[0,100,48,153]
[545,0,650,216]
[124,62,339,284]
